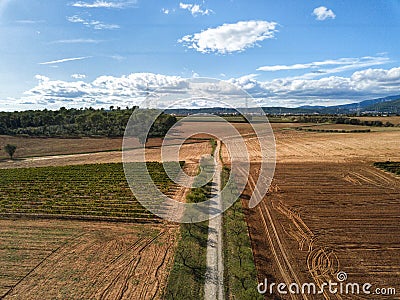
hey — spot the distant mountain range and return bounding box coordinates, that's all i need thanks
[166,95,400,115]
[298,95,400,114]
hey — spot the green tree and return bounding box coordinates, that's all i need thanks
[4,144,17,159]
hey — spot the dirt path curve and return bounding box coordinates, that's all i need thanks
[204,141,224,300]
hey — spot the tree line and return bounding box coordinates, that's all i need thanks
[0,107,177,139]
[295,116,396,127]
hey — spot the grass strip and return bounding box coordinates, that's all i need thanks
[165,170,211,299]
[222,166,263,299]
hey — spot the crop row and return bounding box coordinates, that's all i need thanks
[0,162,179,222]
[374,161,400,175]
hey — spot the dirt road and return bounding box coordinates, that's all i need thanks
[204,141,224,300]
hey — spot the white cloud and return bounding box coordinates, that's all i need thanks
[16,19,45,24]
[34,75,50,83]
[179,20,279,54]
[230,66,400,105]
[39,56,91,65]
[110,55,126,61]
[67,15,85,23]
[161,8,170,14]
[179,2,213,16]
[17,73,189,109]
[50,39,103,44]
[313,6,336,21]
[257,55,390,78]
[10,66,400,109]
[71,0,136,9]
[71,74,87,79]
[67,15,120,30]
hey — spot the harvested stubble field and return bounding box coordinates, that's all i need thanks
[296,123,400,132]
[227,125,400,163]
[0,220,177,299]
[0,136,211,169]
[243,162,400,300]
[357,116,400,126]
[0,135,123,160]
[226,123,400,300]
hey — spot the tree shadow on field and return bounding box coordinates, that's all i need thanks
[240,193,251,201]
[0,158,25,162]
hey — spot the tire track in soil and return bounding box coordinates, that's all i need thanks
[3,226,177,300]
[240,167,308,300]
[89,231,165,299]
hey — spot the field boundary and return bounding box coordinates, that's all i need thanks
[222,166,262,299]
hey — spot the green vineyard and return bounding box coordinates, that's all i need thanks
[0,162,177,222]
[374,161,400,175]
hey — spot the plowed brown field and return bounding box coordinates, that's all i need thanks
[233,125,400,300]
[0,220,178,300]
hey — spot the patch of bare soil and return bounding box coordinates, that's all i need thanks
[223,128,400,163]
[0,139,211,169]
[0,135,123,160]
[222,123,400,299]
[0,220,178,300]
[244,162,400,300]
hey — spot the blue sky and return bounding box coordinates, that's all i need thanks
[0,0,399,110]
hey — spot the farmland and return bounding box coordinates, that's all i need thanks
[357,116,400,126]
[0,118,399,299]
[0,136,211,169]
[0,119,216,299]
[226,123,400,300]
[0,135,123,160]
[374,161,400,176]
[295,123,400,133]
[244,162,400,299]
[0,162,178,222]
[0,220,177,299]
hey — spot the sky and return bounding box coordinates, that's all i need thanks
[0,0,400,111]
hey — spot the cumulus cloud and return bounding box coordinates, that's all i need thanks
[179,20,279,54]
[10,66,400,109]
[67,15,120,30]
[230,66,400,105]
[34,75,50,83]
[313,6,336,21]
[16,73,189,109]
[39,56,91,65]
[71,74,87,79]
[179,2,213,16]
[71,0,136,9]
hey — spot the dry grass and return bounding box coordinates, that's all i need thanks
[0,136,122,160]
